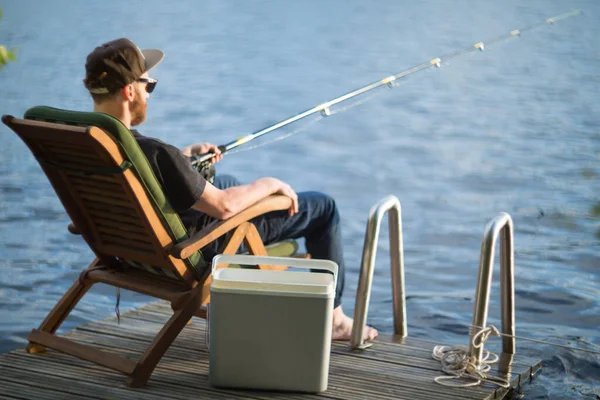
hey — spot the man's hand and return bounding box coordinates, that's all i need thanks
[181,143,223,164]
[270,178,298,216]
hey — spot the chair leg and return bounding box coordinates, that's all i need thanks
[26,260,97,353]
[221,222,250,255]
[243,222,268,257]
[200,223,250,305]
[244,223,287,271]
[127,283,205,387]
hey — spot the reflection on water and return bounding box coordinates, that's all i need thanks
[0,0,599,398]
[592,202,600,241]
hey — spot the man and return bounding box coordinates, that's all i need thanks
[82,38,377,341]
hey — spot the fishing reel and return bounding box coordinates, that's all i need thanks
[190,145,227,184]
[193,159,216,184]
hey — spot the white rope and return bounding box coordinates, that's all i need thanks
[433,324,600,389]
[432,325,511,388]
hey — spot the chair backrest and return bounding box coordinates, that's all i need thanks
[2,106,208,285]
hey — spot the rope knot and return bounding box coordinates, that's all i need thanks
[432,333,509,389]
[488,325,501,336]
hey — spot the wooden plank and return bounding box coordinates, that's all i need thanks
[38,138,97,152]
[90,309,537,370]
[69,175,124,192]
[80,191,135,208]
[54,334,486,400]
[4,345,441,400]
[84,202,135,217]
[75,183,131,201]
[95,246,170,270]
[52,153,106,167]
[97,224,154,242]
[328,354,511,399]
[0,360,137,400]
[0,300,541,400]
[128,305,208,322]
[39,137,94,147]
[0,361,225,400]
[100,235,156,252]
[0,352,310,400]
[28,329,137,374]
[119,307,539,398]
[86,269,190,300]
[4,341,487,400]
[88,208,146,229]
[66,170,120,183]
[67,319,521,400]
[0,380,90,400]
[330,341,539,373]
[44,147,103,162]
[100,238,157,254]
[87,266,187,289]
[41,146,98,160]
[2,340,529,400]
[46,152,106,168]
[95,217,148,234]
[127,302,543,374]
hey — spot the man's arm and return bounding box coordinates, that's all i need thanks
[192,177,298,220]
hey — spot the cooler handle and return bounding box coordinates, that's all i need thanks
[211,254,339,292]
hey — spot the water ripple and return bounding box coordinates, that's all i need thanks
[0,0,598,398]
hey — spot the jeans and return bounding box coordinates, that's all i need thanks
[201,174,346,308]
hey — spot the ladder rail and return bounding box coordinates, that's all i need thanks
[350,196,516,362]
[351,195,405,349]
[469,212,516,362]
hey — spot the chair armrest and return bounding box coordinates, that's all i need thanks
[68,223,81,235]
[170,194,292,259]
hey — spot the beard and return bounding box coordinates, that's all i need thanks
[129,93,147,126]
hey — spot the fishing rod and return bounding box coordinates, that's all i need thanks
[190,10,582,182]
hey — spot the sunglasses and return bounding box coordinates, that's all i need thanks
[136,78,158,93]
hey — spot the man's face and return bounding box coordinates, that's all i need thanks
[129,72,151,126]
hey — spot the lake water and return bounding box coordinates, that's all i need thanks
[0,0,598,398]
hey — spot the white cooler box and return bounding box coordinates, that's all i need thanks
[208,254,338,393]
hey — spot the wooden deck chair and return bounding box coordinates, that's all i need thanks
[2,106,301,387]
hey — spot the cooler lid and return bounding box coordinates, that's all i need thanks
[211,268,335,298]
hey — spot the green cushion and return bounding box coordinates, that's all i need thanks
[24,106,207,278]
[262,239,298,257]
[230,239,299,268]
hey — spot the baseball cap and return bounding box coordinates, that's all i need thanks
[83,38,164,94]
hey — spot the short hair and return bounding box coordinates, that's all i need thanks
[82,75,120,104]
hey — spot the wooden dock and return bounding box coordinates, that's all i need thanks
[0,301,540,400]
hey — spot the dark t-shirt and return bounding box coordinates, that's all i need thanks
[132,130,211,235]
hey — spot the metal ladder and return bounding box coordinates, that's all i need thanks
[350,195,516,365]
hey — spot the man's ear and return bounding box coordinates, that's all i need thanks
[122,84,135,102]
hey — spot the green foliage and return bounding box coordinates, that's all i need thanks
[0,8,17,69]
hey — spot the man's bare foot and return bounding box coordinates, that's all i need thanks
[331,306,378,341]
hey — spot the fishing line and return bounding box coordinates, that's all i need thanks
[224,114,324,156]
[469,324,600,356]
[226,84,395,156]
[190,10,582,182]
